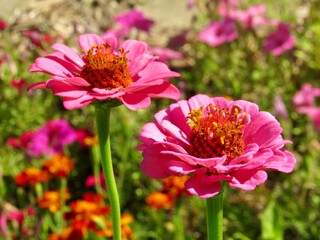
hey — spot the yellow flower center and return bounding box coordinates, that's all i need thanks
[186,104,246,161]
[80,44,132,90]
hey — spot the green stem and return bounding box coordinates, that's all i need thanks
[57,178,67,231]
[206,187,224,240]
[92,143,103,195]
[173,199,185,240]
[95,106,122,240]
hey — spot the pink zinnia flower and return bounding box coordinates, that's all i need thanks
[28,34,180,110]
[234,4,269,29]
[293,83,320,130]
[263,23,296,56]
[28,119,78,157]
[199,18,238,47]
[138,94,296,198]
[114,10,155,35]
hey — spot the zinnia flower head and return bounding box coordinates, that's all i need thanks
[263,23,296,56]
[15,167,50,186]
[199,18,238,47]
[293,83,320,130]
[233,4,269,29]
[145,191,174,210]
[42,154,74,178]
[114,9,155,36]
[27,119,78,157]
[138,94,296,198]
[28,33,180,110]
[37,190,70,213]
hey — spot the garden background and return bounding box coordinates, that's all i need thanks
[0,0,320,239]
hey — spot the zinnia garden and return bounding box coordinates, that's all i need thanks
[0,0,319,239]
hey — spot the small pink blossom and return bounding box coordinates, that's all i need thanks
[199,18,238,47]
[217,0,239,17]
[0,20,7,30]
[263,23,296,56]
[10,78,27,94]
[112,9,155,38]
[273,95,288,120]
[150,47,183,63]
[85,172,106,189]
[8,119,77,157]
[138,94,296,198]
[234,4,269,29]
[28,33,180,110]
[293,83,320,129]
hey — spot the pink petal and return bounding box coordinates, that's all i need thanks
[121,93,151,110]
[140,144,173,178]
[167,160,207,175]
[63,94,94,110]
[31,57,74,78]
[229,170,267,190]
[78,34,105,51]
[27,81,46,91]
[139,81,181,100]
[120,40,148,60]
[51,43,84,67]
[63,77,91,87]
[185,174,230,198]
[46,79,88,98]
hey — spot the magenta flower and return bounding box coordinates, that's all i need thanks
[138,94,296,198]
[150,47,183,63]
[114,10,155,35]
[293,83,320,129]
[28,119,78,157]
[9,119,77,157]
[85,172,106,189]
[263,23,296,56]
[28,33,180,110]
[234,4,269,29]
[199,18,238,47]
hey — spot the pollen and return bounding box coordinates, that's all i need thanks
[186,104,247,162]
[80,44,132,90]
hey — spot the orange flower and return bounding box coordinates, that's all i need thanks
[15,167,50,186]
[37,190,70,213]
[49,225,83,240]
[162,176,189,198]
[145,191,174,210]
[42,154,74,178]
[95,213,135,239]
[83,135,98,146]
[64,193,110,233]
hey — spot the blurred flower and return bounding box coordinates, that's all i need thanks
[293,83,320,129]
[96,213,134,239]
[186,0,196,10]
[42,154,74,178]
[273,95,288,119]
[85,172,106,189]
[0,203,35,238]
[24,29,55,50]
[10,78,27,94]
[150,47,183,63]
[217,0,239,17]
[199,18,238,47]
[37,190,70,213]
[15,167,50,186]
[49,225,83,240]
[28,33,180,110]
[162,175,189,199]
[64,192,110,236]
[234,4,269,29]
[292,83,320,107]
[114,9,155,37]
[0,20,7,30]
[28,119,78,157]
[7,130,35,149]
[145,191,174,210]
[138,94,296,198]
[263,23,296,56]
